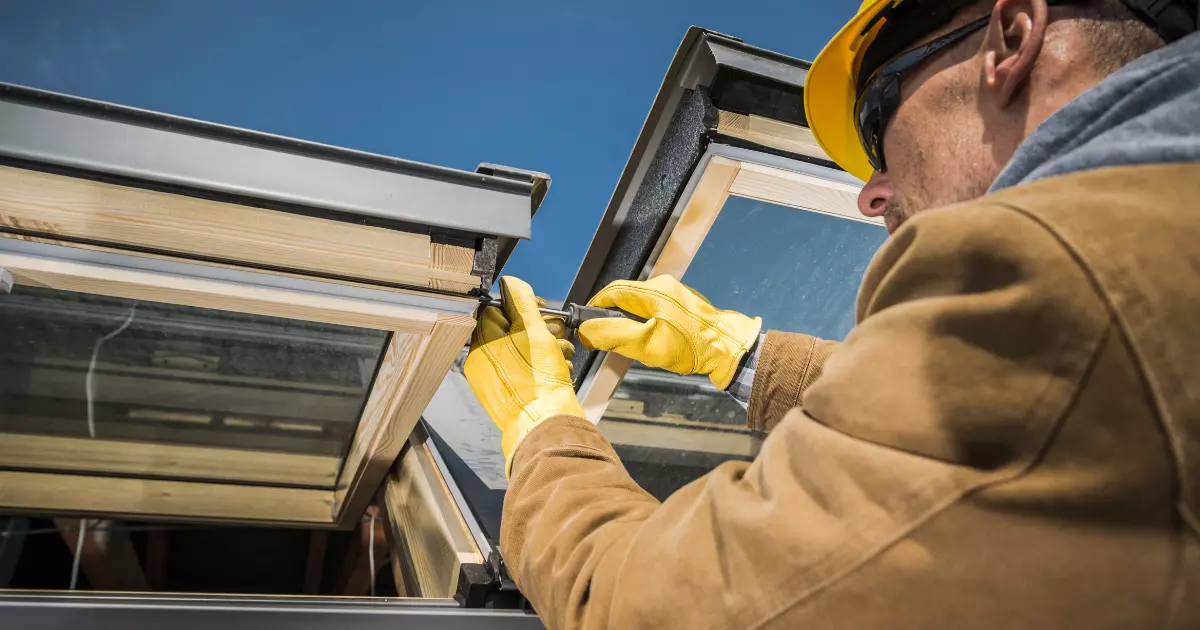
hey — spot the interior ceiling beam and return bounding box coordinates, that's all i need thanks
[54,518,149,592]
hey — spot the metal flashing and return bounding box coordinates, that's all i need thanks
[678,30,809,92]
[0,83,538,241]
[710,143,861,186]
[475,163,552,275]
[708,40,810,86]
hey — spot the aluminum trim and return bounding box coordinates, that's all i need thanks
[708,143,862,187]
[0,83,533,196]
[0,592,544,629]
[0,238,479,315]
[706,39,810,88]
[0,88,533,240]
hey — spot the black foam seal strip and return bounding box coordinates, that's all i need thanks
[709,67,806,126]
[570,89,716,381]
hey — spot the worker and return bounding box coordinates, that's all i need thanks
[465,0,1200,627]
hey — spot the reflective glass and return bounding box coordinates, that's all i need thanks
[0,285,389,488]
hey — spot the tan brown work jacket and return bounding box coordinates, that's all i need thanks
[502,164,1200,629]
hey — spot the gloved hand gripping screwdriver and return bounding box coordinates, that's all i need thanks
[486,299,646,333]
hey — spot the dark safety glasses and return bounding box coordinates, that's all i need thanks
[854,15,990,173]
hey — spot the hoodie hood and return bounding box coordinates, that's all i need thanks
[990,30,1200,192]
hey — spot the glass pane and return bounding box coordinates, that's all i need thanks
[684,196,888,339]
[600,196,887,498]
[0,285,390,489]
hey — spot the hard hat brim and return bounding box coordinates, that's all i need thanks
[805,0,893,183]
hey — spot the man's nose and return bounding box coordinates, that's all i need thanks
[857,170,892,218]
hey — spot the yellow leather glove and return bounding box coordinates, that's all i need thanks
[464,276,584,475]
[576,275,762,390]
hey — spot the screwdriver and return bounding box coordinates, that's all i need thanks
[485,299,646,331]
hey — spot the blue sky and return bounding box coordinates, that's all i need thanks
[0,1,855,299]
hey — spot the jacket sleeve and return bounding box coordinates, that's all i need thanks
[500,203,1112,630]
[746,331,840,433]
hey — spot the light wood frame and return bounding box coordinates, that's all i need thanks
[0,433,341,488]
[714,110,825,160]
[579,153,874,431]
[385,425,485,598]
[0,165,481,293]
[0,240,476,528]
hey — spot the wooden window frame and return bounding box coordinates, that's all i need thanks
[714,110,826,161]
[0,237,476,528]
[577,153,874,432]
[385,423,485,599]
[0,165,481,293]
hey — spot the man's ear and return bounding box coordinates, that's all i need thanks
[981,0,1048,104]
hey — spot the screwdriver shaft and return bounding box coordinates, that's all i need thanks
[486,300,568,319]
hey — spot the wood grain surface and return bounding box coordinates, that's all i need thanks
[729,162,876,224]
[715,110,826,159]
[386,434,483,597]
[0,232,481,305]
[0,433,340,487]
[333,314,476,525]
[0,469,334,523]
[0,165,481,290]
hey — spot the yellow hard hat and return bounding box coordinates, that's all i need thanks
[805,0,899,182]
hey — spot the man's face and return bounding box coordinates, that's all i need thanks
[882,37,994,225]
[855,13,1012,233]
[851,1,1136,232]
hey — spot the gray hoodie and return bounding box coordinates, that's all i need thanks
[991,30,1200,192]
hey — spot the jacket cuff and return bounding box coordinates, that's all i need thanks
[509,414,614,476]
[747,331,837,432]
